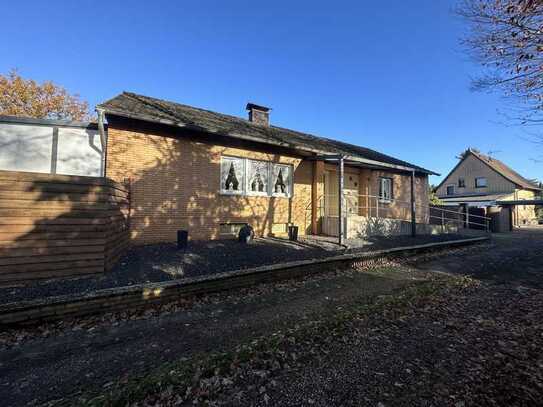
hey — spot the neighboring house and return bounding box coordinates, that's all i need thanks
[436,148,542,227]
[94,92,437,243]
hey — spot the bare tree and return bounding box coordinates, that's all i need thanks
[457,0,543,132]
[0,69,91,121]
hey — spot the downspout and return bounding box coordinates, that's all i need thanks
[410,170,416,237]
[96,108,107,177]
[338,155,345,245]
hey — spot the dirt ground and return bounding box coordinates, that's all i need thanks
[0,228,542,406]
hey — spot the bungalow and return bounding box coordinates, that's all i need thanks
[96,92,437,244]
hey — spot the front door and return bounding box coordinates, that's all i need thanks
[324,170,338,217]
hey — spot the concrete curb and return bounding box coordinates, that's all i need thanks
[0,236,489,326]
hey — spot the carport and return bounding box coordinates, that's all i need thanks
[495,199,543,231]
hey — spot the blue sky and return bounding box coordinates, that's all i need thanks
[1,0,541,184]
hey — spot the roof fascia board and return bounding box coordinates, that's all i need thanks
[0,114,98,129]
[497,199,543,205]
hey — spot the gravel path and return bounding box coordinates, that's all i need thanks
[0,233,470,305]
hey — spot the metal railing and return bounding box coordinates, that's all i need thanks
[311,193,491,233]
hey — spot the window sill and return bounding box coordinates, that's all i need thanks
[220,191,244,196]
[378,199,392,204]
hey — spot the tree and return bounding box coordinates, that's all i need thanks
[0,69,91,121]
[429,184,442,205]
[457,0,543,130]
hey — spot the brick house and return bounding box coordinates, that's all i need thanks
[97,92,437,244]
[436,148,542,227]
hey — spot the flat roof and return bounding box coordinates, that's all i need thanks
[0,115,101,129]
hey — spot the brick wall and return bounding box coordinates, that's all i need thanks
[106,124,313,243]
[106,120,429,243]
[367,170,430,223]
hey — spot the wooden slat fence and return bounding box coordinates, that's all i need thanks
[0,170,130,285]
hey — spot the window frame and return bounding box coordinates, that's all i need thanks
[219,156,293,199]
[446,184,455,196]
[271,163,293,198]
[475,177,487,188]
[246,159,271,197]
[219,155,246,196]
[458,178,465,188]
[379,177,393,203]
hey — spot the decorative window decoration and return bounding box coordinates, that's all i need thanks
[458,178,466,188]
[220,156,245,195]
[247,160,269,196]
[446,185,455,195]
[272,164,292,197]
[379,177,393,202]
[475,177,487,188]
[219,156,293,198]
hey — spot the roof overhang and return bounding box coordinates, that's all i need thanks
[98,106,438,176]
[496,199,543,206]
[0,114,100,129]
[306,154,432,174]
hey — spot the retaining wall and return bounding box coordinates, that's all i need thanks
[0,236,489,326]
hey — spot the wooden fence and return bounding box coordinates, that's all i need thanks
[0,170,130,285]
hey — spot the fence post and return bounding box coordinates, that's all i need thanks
[441,209,445,233]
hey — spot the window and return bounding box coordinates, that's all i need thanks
[446,185,455,195]
[475,177,487,188]
[379,177,393,202]
[458,178,465,188]
[247,159,269,196]
[220,156,292,198]
[220,156,245,195]
[272,164,292,197]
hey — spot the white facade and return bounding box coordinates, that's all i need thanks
[0,117,105,177]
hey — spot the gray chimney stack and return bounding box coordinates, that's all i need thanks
[246,103,270,126]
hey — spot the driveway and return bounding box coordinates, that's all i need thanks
[417,227,543,288]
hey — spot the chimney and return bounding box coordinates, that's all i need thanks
[246,103,270,126]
